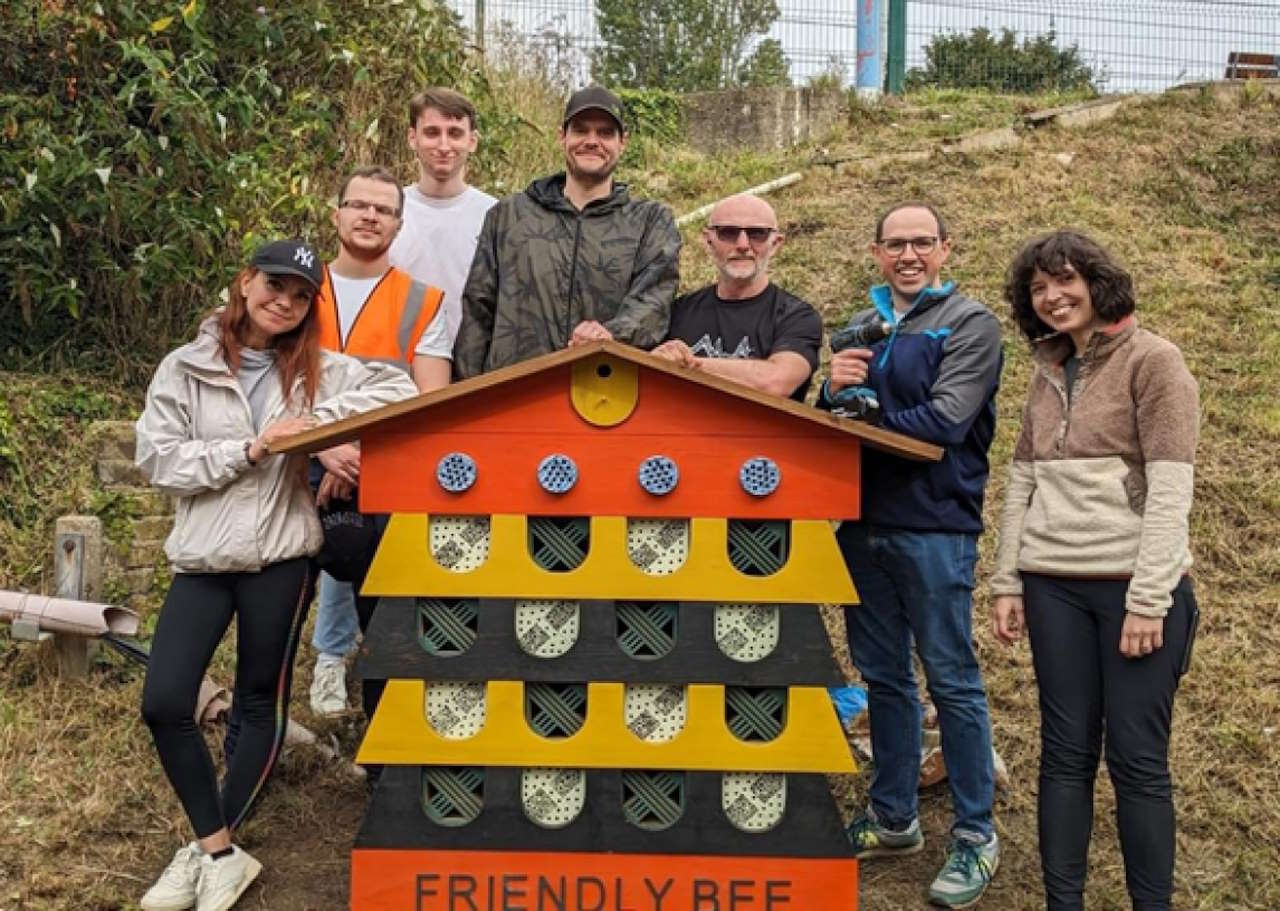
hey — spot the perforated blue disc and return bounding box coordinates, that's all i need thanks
[739,457,781,497]
[638,456,679,496]
[537,454,579,494]
[436,452,477,493]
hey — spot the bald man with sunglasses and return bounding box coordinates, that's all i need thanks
[651,194,821,401]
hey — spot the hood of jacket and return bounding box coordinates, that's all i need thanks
[175,315,234,378]
[524,172,632,216]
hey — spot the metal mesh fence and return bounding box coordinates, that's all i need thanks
[454,0,1280,93]
[904,1,1280,92]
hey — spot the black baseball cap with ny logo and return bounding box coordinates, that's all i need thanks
[251,238,324,291]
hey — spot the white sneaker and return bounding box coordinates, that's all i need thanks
[194,846,262,911]
[309,654,348,716]
[140,842,202,911]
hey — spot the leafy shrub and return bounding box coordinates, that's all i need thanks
[906,27,1098,93]
[0,0,526,386]
[619,89,684,145]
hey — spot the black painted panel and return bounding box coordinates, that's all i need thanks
[356,766,854,859]
[355,599,843,686]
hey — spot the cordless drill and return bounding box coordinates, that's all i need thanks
[828,318,892,422]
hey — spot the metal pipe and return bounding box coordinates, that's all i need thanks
[675,172,804,227]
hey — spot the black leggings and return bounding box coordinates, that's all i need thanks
[141,558,314,838]
[1023,574,1197,911]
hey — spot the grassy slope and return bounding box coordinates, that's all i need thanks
[1,86,1277,910]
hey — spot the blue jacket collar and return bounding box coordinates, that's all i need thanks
[869,280,957,322]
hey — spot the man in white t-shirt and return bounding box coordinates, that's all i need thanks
[389,87,497,342]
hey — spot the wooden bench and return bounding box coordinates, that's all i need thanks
[1226,52,1279,80]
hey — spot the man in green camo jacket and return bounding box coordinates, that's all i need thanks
[452,85,681,378]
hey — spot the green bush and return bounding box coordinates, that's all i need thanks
[906,27,1098,94]
[619,89,684,145]
[0,0,526,386]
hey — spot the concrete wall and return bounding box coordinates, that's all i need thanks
[681,87,845,154]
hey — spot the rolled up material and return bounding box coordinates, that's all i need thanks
[0,591,139,637]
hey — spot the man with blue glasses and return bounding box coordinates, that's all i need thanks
[821,201,1004,909]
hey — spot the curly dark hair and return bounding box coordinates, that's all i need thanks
[1004,230,1135,342]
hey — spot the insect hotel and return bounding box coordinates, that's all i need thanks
[283,341,940,911]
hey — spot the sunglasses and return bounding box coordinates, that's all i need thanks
[708,224,775,245]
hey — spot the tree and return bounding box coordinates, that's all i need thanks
[738,38,791,88]
[592,0,782,92]
[906,26,1098,93]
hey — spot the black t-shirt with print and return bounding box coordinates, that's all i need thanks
[666,283,823,402]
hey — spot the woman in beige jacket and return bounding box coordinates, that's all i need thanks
[990,230,1199,911]
[134,239,417,911]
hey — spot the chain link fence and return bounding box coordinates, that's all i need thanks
[454,0,1280,93]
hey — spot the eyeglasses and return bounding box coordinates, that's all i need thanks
[339,199,400,218]
[708,225,775,245]
[878,236,940,256]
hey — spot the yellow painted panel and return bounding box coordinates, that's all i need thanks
[570,354,638,427]
[357,681,856,773]
[363,515,858,604]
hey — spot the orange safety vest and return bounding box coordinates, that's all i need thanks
[316,265,444,366]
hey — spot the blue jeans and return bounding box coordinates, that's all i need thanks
[311,572,358,658]
[838,523,995,839]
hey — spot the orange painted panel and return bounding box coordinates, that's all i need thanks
[351,848,858,911]
[359,367,862,520]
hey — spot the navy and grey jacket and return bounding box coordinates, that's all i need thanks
[819,282,1003,534]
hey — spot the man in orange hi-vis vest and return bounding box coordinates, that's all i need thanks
[309,165,450,725]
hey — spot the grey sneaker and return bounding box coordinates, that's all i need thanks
[928,832,999,908]
[845,806,924,858]
[140,842,201,911]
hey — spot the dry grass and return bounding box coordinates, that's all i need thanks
[1,86,1278,910]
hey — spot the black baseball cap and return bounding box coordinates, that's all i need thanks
[250,238,324,291]
[562,85,626,132]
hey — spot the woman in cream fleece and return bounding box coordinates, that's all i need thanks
[990,230,1199,911]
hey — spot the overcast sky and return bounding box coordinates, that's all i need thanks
[460,0,1280,93]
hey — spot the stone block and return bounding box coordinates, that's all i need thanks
[130,515,174,541]
[124,567,162,596]
[89,420,138,462]
[943,127,1022,155]
[126,539,168,570]
[128,489,175,517]
[97,458,149,488]
[682,87,845,154]
[52,515,105,678]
